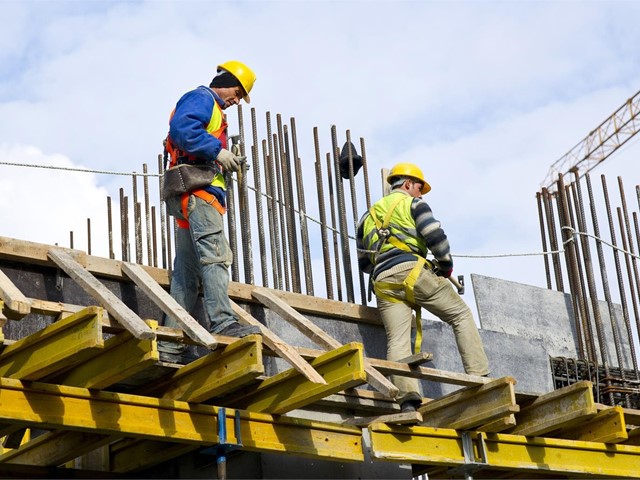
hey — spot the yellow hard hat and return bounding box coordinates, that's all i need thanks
[387,163,431,195]
[217,60,256,103]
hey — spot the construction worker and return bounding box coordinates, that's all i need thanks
[356,163,490,412]
[159,60,260,364]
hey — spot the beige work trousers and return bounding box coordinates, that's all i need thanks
[376,264,490,403]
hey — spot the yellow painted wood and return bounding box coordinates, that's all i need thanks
[555,406,628,444]
[0,306,104,380]
[0,377,363,463]
[52,320,159,389]
[418,377,519,430]
[138,335,264,403]
[0,430,112,466]
[625,427,640,446]
[227,342,367,414]
[479,414,517,433]
[509,381,597,436]
[369,423,640,478]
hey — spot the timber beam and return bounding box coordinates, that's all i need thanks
[368,423,640,478]
[418,376,519,430]
[508,380,597,437]
[0,268,30,320]
[222,342,368,414]
[0,377,364,463]
[0,306,104,380]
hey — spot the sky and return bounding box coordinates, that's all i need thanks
[1,0,640,314]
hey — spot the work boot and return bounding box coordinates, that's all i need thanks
[159,350,198,365]
[400,400,422,413]
[217,322,261,338]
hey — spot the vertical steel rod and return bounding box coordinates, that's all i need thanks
[86,219,91,255]
[602,175,640,377]
[151,206,158,268]
[266,113,282,290]
[326,151,343,301]
[273,132,291,291]
[132,173,142,264]
[542,188,564,291]
[291,117,314,295]
[263,139,280,289]
[251,109,268,287]
[226,159,239,282]
[158,154,168,270]
[359,137,372,210]
[586,174,631,406]
[536,191,553,290]
[143,164,152,266]
[107,196,114,260]
[314,127,334,299]
[331,125,354,303]
[119,188,127,262]
[237,105,253,285]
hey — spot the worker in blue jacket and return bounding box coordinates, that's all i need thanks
[159,60,260,364]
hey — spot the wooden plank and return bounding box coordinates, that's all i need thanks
[509,380,597,437]
[224,342,367,414]
[252,287,398,398]
[624,427,640,446]
[368,357,490,387]
[315,388,399,415]
[418,377,519,430]
[49,321,159,389]
[47,248,154,340]
[479,414,517,433]
[598,403,640,427]
[0,268,31,320]
[345,411,422,427]
[231,300,326,385]
[554,406,628,444]
[397,351,433,366]
[121,262,217,349]
[0,306,104,380]
[136,335,264,403]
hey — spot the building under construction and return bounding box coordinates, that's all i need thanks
[0,90,639,478]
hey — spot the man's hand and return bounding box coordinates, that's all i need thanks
[216,148,244,173]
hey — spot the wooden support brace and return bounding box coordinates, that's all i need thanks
[418,376,519,430]
[0,306,104,380]
[397,351,434,366]
[121,262,217,349]
[231,300,326,385]
[0,268,31,320]
[224,342,367,414]
[47,248,154,340]
[252,287,398,398]
[345,411,423,427]
[509,380,597,437]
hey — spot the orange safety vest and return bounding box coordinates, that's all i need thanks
[165,90,228,228]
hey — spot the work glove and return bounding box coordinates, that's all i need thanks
[216,148,244,173]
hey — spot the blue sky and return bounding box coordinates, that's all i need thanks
[1,0,640,311]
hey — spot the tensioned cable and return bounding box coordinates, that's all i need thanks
[4,161,638,261]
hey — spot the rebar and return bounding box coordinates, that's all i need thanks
[157,154,168,270]
[273,132,290,291]
[87,218,91,256]
[265,113,282,290]
[536,192,553,290]
[359,137,372,210]
[107,196,114,260]
[119,188,128,262]
[314,128,333,299]
[585,174,631,407]
[326,151,343,301]
[263,138,280,290]
[601,175,640,377]
[143,164,152,266]
[291,117,314,296]
[542,188,564,291]
[132,173,142,264]
[331,125,354,303]
[251,108,268,287]
[226,163,239,282]
[151,206,158,268]
[237,105,253,285]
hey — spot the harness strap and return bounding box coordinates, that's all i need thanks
[177,190,227,229]
[373,257,429,353]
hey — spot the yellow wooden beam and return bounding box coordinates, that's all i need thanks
[509,381,597,437]
[369,423,640,478]
[137,334,264,403]
[0,377,364,463]
[52,320,158,389]
[554,406,628,444]
[0,306,104,380]
[418,377,519,430]
[226,342,367,414]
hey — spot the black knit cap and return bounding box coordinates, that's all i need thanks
[209,71,243,90]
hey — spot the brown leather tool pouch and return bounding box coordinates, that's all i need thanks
[162,164,216,200]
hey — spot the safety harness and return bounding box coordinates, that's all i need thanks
[367,196,432,353]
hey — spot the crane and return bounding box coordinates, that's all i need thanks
[541,89,640,193]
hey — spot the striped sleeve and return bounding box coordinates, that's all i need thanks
[411,199,453,273]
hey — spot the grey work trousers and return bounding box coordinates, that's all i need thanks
[376,264,490,403]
